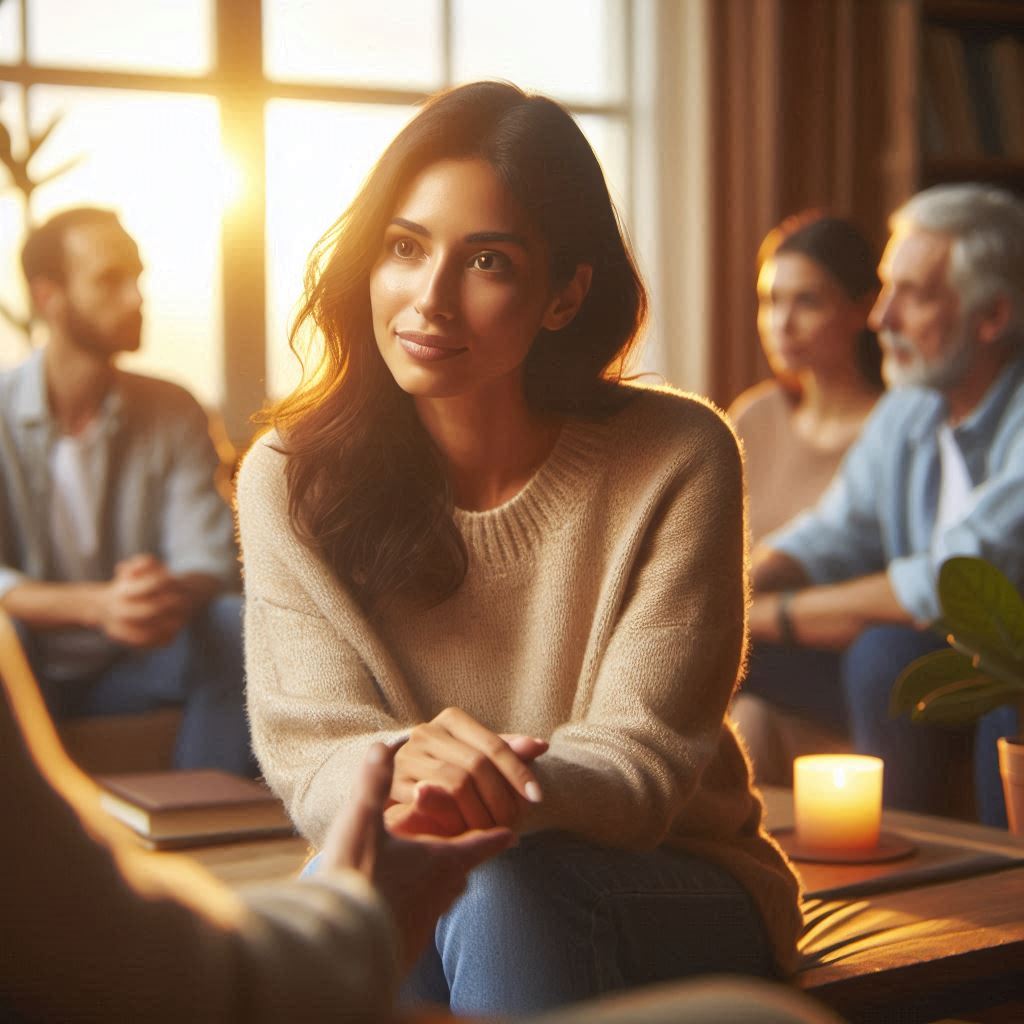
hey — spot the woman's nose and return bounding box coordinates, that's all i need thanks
[773,304,793,335]
[414,260,457,322]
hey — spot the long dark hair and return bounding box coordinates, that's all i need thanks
[757,211,883,392]
[269,81,647,612]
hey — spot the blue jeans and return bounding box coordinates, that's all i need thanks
[743,626,1017,827]
[396,831,774,1016]
[20,594,254,775]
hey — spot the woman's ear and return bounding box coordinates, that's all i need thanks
[542,264,593,332]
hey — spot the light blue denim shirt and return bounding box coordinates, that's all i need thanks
[765,353,1024,624]
[0,348,239,605]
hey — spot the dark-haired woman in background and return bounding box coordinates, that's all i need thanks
[237,81,800,1016]
[728,213,881,781]
[729,213,881,545]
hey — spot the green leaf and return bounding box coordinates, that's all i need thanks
[914,679,1018,726]
[938,557,1024,663]
[891,649,977,716]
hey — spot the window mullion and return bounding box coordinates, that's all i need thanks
[216,0,267,444]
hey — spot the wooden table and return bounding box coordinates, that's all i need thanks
[761,787,1024,1023]
[174,791,1024,1024]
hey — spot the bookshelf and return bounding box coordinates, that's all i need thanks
[917,0,1024,196]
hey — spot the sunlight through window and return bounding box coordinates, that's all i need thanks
[452,0,627,105]
[0,1,21,64]
[0,85,26,369]
[0,1,635,438]
[264,0,442,89]
[28,0,212,75]
[265,100,414,398]
[27,88,225,406]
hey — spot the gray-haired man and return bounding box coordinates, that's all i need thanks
[743,183,1024,826]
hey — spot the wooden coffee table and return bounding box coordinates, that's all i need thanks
[762,787,1024,1023]
[175,790,1024,1024]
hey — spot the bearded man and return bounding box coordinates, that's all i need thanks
[739,183,1024,826]
[0,207,252,773]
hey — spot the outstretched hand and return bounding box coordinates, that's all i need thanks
[321,742,514,970]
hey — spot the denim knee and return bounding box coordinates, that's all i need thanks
[427,833,774,1016]
[188,593,244,693]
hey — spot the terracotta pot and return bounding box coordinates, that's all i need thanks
[997,736,1024,835]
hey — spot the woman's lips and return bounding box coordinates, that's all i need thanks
[396,331,468,362]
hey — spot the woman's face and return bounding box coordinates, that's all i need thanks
[370,157,562,405]
[756,252,868,378]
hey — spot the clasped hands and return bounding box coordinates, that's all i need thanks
[97,554,197,649]
[385,707,548,838]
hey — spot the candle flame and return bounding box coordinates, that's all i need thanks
[832,767,847,789]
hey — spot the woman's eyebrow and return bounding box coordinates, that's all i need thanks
[389,217,429,236]
[388,218,526,248]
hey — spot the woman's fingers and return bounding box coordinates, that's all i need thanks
[501,734,549,762]
[393,711,547,832]
[411,719,526,827]
[428,759,500,830]
[438,708,545,804]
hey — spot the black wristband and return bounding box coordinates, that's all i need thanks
[776,590,797,647]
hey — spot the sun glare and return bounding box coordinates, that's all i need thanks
[25,87,225,406]
[0,1,631,424]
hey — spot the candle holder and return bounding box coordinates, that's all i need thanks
[778,754,916,864]
[774,828,916,864]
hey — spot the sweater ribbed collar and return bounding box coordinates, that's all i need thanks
[452,415,606,570]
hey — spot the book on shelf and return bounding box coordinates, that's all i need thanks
[922,25,983,159]
[922,22,1024,164]
[961,33,1003,157]
[96,769,295,849]
[990,33,1024,160]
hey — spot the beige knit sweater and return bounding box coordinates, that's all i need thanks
[237,383,802,973]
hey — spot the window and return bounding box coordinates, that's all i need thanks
[0,0,635,439]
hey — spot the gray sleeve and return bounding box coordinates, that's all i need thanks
[234,875,400,1024]
[889,413,1024,623]
[159,393,240,587]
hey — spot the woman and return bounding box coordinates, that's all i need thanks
[727,214,881,784]
[237,81,801,1017]
[728,213,882,546]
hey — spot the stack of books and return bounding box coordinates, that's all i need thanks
[96,769,295,849]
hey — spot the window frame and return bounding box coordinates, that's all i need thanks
[0,0,636,442]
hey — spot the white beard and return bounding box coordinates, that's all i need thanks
[880,320,974,391]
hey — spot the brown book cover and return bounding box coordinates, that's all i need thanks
[923,25,983,159]
[97,769,295,847]
[991,34,1024,160]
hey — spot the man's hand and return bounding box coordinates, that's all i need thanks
[322,743,514,970]
[97,555,191,647]
[392,707,547,833]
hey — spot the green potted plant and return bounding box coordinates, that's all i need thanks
[890,556,1024,834]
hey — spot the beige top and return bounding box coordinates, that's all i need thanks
[238,383,803,974]
[728,380,870,545]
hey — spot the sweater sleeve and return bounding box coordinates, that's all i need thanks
[237,438,419,846]
[0,670,398,1024]
[522,405,749,849]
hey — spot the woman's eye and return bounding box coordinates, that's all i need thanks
[471,251,511,273]
[392,237,420,259]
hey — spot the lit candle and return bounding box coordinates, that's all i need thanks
[793,754,883,851]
